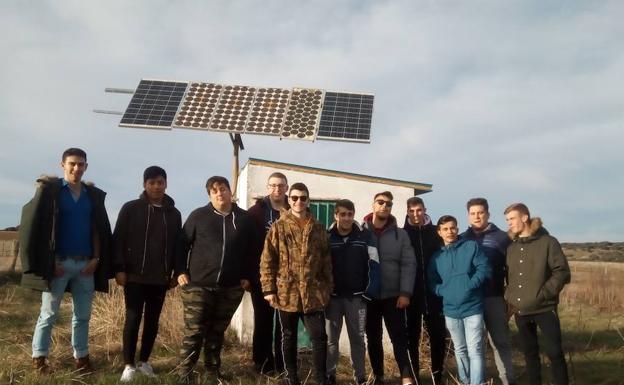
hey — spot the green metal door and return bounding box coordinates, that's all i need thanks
[310,201,336,229]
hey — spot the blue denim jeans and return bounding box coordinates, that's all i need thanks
[32,259,95,358]
[445,313,485,385]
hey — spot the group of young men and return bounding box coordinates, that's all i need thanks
[19,147,571,385]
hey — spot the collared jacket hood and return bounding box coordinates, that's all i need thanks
[362,213,416,299]
[460,223,510,297]
[427,239,491,319]
[260,210,333,313]
[112,191,183,286]
[505,218,571,316]
[19,176,112,292]
[178,202,255,288]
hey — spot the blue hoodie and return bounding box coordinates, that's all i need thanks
[426,239,491,319]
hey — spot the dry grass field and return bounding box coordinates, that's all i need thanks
[0,260,622,385]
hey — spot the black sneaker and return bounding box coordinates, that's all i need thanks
[325,374,336,385]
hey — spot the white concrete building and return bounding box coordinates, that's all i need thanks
[230,158,432,354]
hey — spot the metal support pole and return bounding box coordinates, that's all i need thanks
[229,133,244,200]
[93,109,124,115]
[105,88,135,94]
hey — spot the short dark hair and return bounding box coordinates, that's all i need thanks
[466,197,489,212]
[335,199,355,213]
[143,166,167,182]
[206,176,230,191]
[289,182,309,196]
[62,148,87,162]
[437,215,457,228]
[268,172,288,183]
[504,202,531,220]
[374,191,393,201]
[406,196,425,208]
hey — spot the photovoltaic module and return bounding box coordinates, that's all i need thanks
[119,79,374,143]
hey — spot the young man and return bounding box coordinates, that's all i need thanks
[460,198,516,385]
[363,191,416,385]
[402,197,446,385]
[247,172,289,374]
[113,166,183,382]
[260,183,333,385]
[504,203,570,385]
[325,199,379,385]
[175,176,255,384]
[20,148,112,373]
[427,215,491,385]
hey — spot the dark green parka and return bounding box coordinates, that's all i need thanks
[19,176,113,292]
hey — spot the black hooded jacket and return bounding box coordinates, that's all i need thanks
[403,216,443,314]
[247,195,289,285]
[178,202,255,288]
[113,192,183,286]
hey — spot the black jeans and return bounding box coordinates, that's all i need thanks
[515,310,569,385]
[406,299,447,381]
[250,284,283,372]
[366,297,414,379]
[123,282,167,365]
[277,310,327,384]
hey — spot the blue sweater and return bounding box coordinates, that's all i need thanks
[426,239,491,319]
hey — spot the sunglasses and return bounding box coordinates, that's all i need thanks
[375,199,393,207]
[290,195,308,202]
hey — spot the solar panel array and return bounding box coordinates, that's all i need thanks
[120,79,374,142]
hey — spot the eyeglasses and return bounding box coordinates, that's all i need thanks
[290,195,308,202]
[268,184,286,189]
[375,199,393,207]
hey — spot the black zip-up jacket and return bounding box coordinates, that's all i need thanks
[403,216,443,315]
[113,192,183,286]
[247,195,289,285]
[177,202,255,288]
[328,222,377,298]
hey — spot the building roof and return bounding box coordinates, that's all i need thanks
[244,158,432,194]
[0,231,18,241]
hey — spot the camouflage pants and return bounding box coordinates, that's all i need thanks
[178,285,243,373]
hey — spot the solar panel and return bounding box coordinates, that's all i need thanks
[174,82,221,130]
[280,88,325,141]
[118,79,374,142]
[245,87,291,136]
[317,92,374,143]
[120,80,188,129]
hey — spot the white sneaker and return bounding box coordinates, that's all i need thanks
[120,366,137,382]
[137,361,156,378]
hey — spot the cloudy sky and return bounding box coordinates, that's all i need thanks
[1,1,622,241]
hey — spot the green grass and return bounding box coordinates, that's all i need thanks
[0,272,622,385]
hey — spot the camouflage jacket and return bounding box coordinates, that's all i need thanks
[260,210,333,313]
